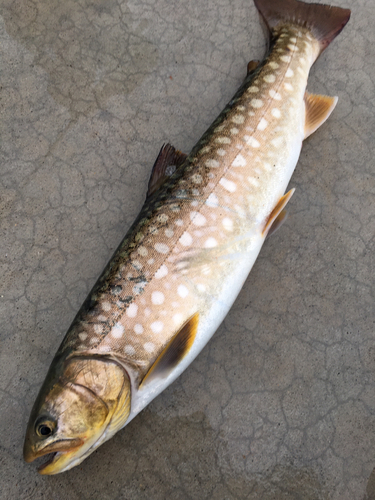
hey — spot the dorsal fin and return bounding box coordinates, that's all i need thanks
[304,91,338,139]
[140,312,199,388]
[147,143,187,198]
[263,189,295,236]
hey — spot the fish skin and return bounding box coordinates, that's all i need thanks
[24,0,350,474]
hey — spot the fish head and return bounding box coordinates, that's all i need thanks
[23,356,131,474]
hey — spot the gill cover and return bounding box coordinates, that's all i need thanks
[23,357,131,474]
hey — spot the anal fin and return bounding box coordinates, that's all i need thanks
[147,143,187,198]
[140,312,199,387]
[304,91,338,139]
[266,209,288,238]
[262,189,295,236]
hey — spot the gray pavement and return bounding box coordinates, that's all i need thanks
[1,0,374,498]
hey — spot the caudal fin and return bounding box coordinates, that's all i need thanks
[254,0,350,56]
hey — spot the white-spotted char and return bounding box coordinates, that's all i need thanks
[24,0,350,475]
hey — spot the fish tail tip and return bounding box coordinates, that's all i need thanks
[253,0,350,56]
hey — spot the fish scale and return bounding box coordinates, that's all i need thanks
[24,0,350,475]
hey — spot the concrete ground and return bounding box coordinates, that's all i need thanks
[1,0,374,498]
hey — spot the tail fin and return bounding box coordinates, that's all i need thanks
[254,0,350,57]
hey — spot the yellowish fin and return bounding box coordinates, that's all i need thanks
[263,189,295,236]
[140,312,199,387]
[304,91,338,139]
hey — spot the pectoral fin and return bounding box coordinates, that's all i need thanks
[304,91,338,139]
[140,312,199,387]
[263,189,295,236]
[147,143,187,197]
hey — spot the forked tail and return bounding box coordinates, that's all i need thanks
[254,0,350,57]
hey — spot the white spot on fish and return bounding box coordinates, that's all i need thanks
[205,237,218,248]
[237,105,246,111]
[191,174,203,184]
[257,118,268,131]
[232,154,247,167]
[248,177,259,187]
[299,57,306,64]
[232,114,245,124]
[222,217,233,231]
[190,212,206,226]
[289,37,297,43]
[219,178,237,192]
[264,74,276,83]
[127,303,138,318]
[177,285,189,298]
[98,315,107,322]
[206,193,219,207]
[152,291,165,305]
[151,321,164,334]
[247,86,259,93]
[271,108,281,118]
[124,345,135,355]
[217,149,227,156]
[155,265,168,279]
[215,136,231,144]
[269,62,279,69]
[102,302,111,312]
[147,258,155,265]
[285,68,294,77]
[165,228,174,237]
[79,332,87,341]
[206,159,220,168]
[138,246,148,257]
[157,214,169,223]
[251,99,263,108]
[173,313,183,325]
[246,136,260,148]
[155,243,169,254]
[144,342,155,353]
[134,324,144,335]
[112,323,124,338]
[284,82,293,91]
[269,89,282,100]
[280,54,292,62]
[175,219,183,226]
[179,231,193,246]
[197,284,206,292]
[144,308,151,317]
[94,324,103,334]
[230,128,239,135]
[287,44,298,52]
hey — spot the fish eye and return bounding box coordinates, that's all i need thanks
[35,419,55,438]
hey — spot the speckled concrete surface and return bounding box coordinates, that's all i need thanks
[0,0,374,498]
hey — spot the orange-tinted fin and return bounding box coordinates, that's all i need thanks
[140,312,199,387]
[266,209,288,238]
[247,60,260,74]
[147,143,187,197]
[304,91,337,139]
[263,189,295,236]
[254,0,350,58]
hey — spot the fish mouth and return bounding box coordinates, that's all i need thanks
[37,452,59,473]
[24,438,85,475]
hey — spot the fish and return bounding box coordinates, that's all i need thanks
[23,0,350,474]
